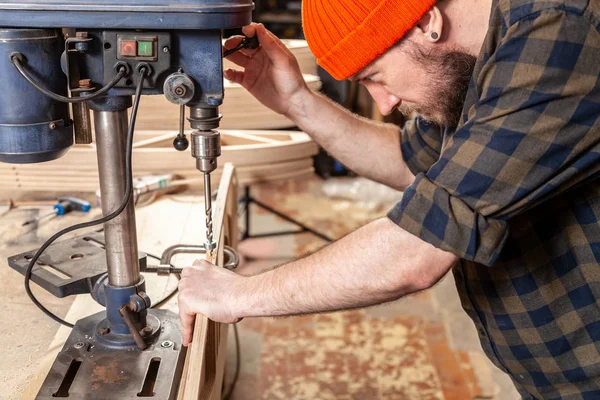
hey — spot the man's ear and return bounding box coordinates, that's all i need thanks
[415,6,444,43]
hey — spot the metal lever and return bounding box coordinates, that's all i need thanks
[223,34,260,57]
[119,303,148,350]
[173,104,189,151]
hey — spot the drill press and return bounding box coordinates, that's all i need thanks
[0,1,252,398]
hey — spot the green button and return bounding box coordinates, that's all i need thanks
[137,41,154,57]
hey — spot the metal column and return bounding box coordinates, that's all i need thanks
[94,109,140,287]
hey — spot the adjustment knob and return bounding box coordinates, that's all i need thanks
[173,135,189,151]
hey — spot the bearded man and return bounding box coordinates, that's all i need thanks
[178,0,600,398]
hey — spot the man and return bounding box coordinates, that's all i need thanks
[178,0,600,398]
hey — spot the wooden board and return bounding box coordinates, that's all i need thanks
[133,75,321,131]
[178,163,238,400]
[0,130,318,196]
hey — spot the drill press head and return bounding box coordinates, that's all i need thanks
[0,0,252,165]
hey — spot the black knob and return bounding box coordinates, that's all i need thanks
[173,135,189,151]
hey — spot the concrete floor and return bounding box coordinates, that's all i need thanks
[225,178,521,400]
[0,177,520,399]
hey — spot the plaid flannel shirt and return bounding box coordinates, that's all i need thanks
[387,0,600,399]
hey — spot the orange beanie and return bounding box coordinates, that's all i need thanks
[302,0,437,80]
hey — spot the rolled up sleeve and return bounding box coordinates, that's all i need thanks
[388,9,600,266]
[400,116,444,176]
[388,173,509,266]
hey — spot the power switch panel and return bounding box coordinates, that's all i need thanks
[117,35,158,61]
[103,31,171,90]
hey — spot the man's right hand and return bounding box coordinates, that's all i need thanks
[223,23,312,119]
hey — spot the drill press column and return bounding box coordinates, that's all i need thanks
[94,108,140,287]
[91,97,149,339]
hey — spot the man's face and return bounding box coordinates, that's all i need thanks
[355,39,476,127]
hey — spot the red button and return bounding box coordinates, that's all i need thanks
[120,40,136,57]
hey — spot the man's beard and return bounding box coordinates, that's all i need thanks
[398,45,476,127]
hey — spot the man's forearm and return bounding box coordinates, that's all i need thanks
[237,218,457,318]
[287,91,415,190]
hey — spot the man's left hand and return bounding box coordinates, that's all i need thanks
[177,260,245,346]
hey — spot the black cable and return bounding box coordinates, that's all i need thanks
[223,324,241,400]
[24,67,147,327]
[11,54,126,104]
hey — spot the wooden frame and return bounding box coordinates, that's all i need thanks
[178,163,238,400]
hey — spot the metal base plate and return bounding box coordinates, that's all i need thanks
[36,309,186,399]
[8,231,146,298]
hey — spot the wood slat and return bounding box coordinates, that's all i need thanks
[133,75,321,131]
[0,129,318,195]
[178,163,238,399]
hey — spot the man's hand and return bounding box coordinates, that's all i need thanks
[177,260,245,347]
[223,23,312,119]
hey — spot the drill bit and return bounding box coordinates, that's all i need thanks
[203,172,215,253]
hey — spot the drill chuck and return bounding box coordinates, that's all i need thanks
[191,130,221,173]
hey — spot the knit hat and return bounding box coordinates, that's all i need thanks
[302,0,438,80]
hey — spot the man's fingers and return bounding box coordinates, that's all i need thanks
[178,292,197,347]
[192,259,213,267]
[254,24,289,65]
[224,35,243,48]
[224,68,245,84]
[180,311,196,347]
[224,30,260,58]
[223,50,250,68]
[180,268,192,278]
[241,23,258,38]
[180,259,215,277]
[223,36,252,66]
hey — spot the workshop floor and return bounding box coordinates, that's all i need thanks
[227,178,521,400]
[0,176,520,400]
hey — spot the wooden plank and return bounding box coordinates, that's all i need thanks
[134,75,321,131]
[0,132,318,196]
[179,163,238,400]
[0,130,317,169]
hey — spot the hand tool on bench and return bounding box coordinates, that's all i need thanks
[22,196,91,226]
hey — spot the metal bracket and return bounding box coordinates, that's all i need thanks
[141,244,239,275]
[8,231,147,298]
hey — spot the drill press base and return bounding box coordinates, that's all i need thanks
[36,309,186,400]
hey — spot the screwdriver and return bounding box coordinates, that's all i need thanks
[22,196,91,226]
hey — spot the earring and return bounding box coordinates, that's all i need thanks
[431,32,439,40]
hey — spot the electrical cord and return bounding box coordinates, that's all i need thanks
[10,53,126,104]
[24,67,147,328]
